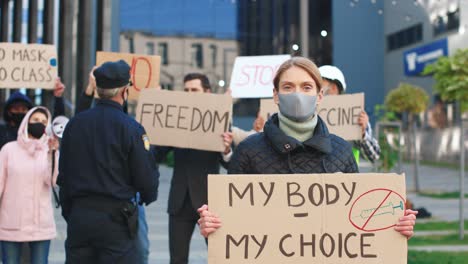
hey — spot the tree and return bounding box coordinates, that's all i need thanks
[385,83,429,115]
[423,48,468,112]
[424,48,468,240]
[385,83,429,192]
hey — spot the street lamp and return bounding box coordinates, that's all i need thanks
[218,80,225,87]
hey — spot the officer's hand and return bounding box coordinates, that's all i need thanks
[53,77,65,97]
[394,209,418,239]
[197,204,222,238]
[358,111,369,137]
[85,66,98,96]
[48,137,59,151]
[222,132,233,154]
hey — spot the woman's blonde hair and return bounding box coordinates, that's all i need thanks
[273,57,323,92]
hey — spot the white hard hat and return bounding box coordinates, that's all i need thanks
[319,65,347,92]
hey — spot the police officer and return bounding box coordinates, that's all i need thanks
[57,60,159,263]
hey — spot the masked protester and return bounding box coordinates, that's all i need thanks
[196,57,418,240]
[0,106,59,264]
[0,92,34,150]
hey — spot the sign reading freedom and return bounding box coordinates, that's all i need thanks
[136,89,233,152]
[0,43,58,89]
[208,173,407,264]
[259,93,364,140]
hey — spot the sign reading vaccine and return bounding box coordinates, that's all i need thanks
[403,38,448,76]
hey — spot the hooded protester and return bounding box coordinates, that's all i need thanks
[0,92,34,149]
[0,106,59,264]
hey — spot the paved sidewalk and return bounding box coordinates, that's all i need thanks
[48,165,207,264]
[409,245,468,252]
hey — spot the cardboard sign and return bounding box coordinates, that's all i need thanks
[0,43,58,89]
[136,89,232,152]
[230,55,291,98]
[318,93,364,141]
[259,93,364,140]
[96,51,161,100]
[208,173,407,264]
[259,98,278,121]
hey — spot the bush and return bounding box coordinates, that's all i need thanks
[423,49,468,112]
[385,83,429,114]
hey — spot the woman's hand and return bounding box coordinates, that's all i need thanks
[394,209,418,239]
[197,204,222,238]
[48,137,59,151]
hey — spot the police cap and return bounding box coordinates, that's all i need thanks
[94,60,131,89]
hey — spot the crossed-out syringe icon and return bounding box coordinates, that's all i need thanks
[354,201,404,220]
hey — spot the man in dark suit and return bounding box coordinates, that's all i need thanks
[153,73,233,264]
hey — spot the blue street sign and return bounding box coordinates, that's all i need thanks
[403,38,448,76]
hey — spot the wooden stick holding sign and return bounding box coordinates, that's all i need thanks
[208,173,407,264]
[136,89,233,152]
[96,51,161,100]
[0,43,58,89]
[259,93,365,141]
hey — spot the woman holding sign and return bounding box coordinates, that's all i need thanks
[197,57,417,239]
[0,107,59,264]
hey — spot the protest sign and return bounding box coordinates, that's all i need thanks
[208,173,407,264]
[259,93,364,140]
[259,98,277,121]
[96,51,161,100]
[317,93,364,141]
[0,43,58,89]
[230,55,290,98]
[136,89,232,152]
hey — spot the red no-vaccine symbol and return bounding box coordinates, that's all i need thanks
[348,188,405,232]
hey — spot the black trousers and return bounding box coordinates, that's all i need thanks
[169,193,207,264]
[65,204,140,264]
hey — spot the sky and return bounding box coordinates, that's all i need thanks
[120,0,238,39]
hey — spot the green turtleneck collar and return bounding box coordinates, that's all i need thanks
[278,112,318,143]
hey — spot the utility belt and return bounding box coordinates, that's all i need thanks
[73,195,139,239]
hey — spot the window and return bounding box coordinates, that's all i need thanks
[158,43,168,65]
[146,42,155,55]
[191,43,203,68]
[433,8,460,36]
[387,23,423,52]
[209,44,217,68]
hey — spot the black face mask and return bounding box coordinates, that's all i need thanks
[28,123,46,139]
[9,113,26,125]
[122,88,129,114]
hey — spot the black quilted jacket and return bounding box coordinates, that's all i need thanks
[228,114,358,174]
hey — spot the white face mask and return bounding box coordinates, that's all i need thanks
[278,93,317,122]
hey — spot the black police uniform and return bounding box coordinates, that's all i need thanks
[57,60,159,264]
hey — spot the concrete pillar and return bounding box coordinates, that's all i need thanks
[12,0,22,42]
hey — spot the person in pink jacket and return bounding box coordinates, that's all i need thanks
[0,106,59,264]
